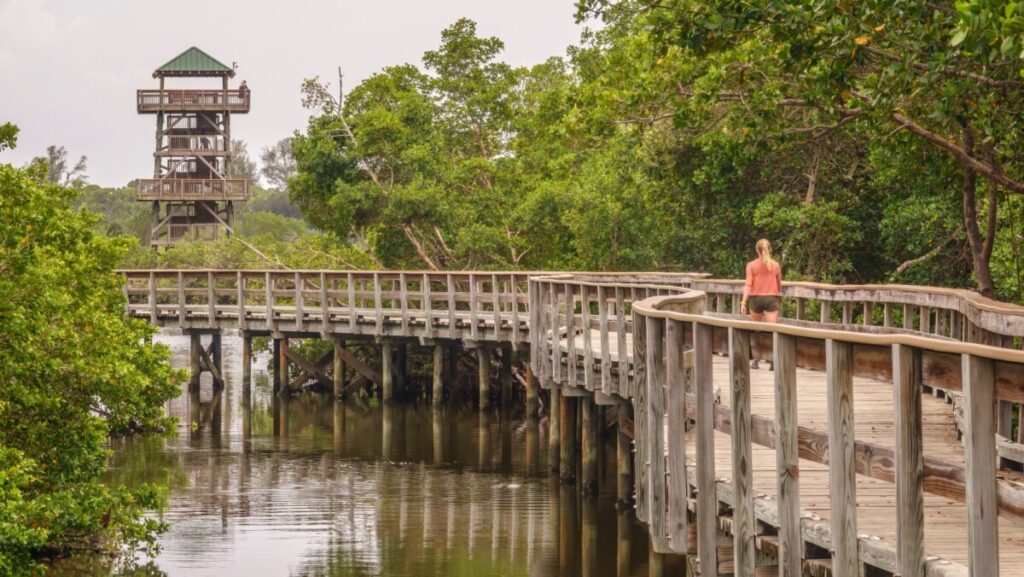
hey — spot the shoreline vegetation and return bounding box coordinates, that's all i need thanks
[5,0,1024,572]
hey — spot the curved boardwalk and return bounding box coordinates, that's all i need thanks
[121,269,1024,577]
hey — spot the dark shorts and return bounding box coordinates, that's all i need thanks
[749,295,781,314]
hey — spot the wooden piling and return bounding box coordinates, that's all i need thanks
[525,363,537,415]
[211,332,223,390]
[189,332,201,391]
[276,337,289,396]
[432,343,444,405]
[382,341,394,402]
[581,398,599,494]
[550,388,561,474]
[272,336,280,395]
[396,343,407,392]
[333,338,344,399]
[617,406,633,508]
[500,343,513,404]
[478,346,491,409]
[241,333,252,390]
[560,395,578,484]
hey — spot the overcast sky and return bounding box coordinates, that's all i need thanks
[0,0,585,187]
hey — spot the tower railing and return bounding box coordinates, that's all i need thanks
[137,89,250,113]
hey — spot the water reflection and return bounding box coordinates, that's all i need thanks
[49,335,660,577]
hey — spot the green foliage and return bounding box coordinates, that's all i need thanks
[0,156,180,573]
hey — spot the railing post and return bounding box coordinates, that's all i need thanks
[566,283,578,388]
[550,283,560,384]
[423,273,434,335]
[616,287,628,395]
[237,271,246,330]
[665,317,688,554]
[893,344,924,577]
[826,339,858,577]
[491,273,501,339]
[177,272,188,325]
[374,273,383,335]
[694,322,717,577]
[294,272,304,331]
[469,274,479,340]
[963,353,999,577]
[207,271,216,323]
[148,271,157,324]
[632,309,648,523]
[447,273,457,339]
[265,272,274,331]
[347,273,357,333]
[320,271,328,330]
[400,272,409,333]
[582,285,594,390]
[511,274,521,343]
[598,286,612,394]
[773,332,801,577]
[729,327,754,577]
[646,315,669,552]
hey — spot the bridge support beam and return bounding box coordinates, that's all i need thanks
[560,395,578,484]
[582,397,599,495]
[210,332,223,390]
[478,346,491,410]
[382,342,394,402]
[432,343,444,405]
[549,387,561,474]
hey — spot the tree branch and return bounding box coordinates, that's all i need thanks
[895,226,961,275]
[892,113,1024,193]
[401,224,440,270]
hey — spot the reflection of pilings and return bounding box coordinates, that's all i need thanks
[382,341,394,402]
[582,497,598,577]
[617,406,634,508]
[526,415,540,477]
[241,333,252,390]
[333,400,344,454]
[278,394,289,440]
[241,388,252,443]
[581,398,599,495]
[560,395,578,484]
[559,484,579,575]
[432,343,444,405]
[189,387,201,436]
[478,411,490,471]
[383,403,394,460]
[617,512,632,577]
[500,408,513,474]
[432,407,444,465]
[478,346,491,409]
[649,545,665,577]
[550,389,561,474]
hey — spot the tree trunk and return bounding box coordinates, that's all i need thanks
[961,124,997,298]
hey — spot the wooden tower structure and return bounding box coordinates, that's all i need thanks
[135,47,251,247]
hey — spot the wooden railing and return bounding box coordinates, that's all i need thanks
[158,134,228,155]
[121,270,531,342]
[121,268,1024,575]
[137,89,250,113]
[135,178,250,201]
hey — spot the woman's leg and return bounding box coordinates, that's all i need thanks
[763,310,779,323]
[750,312,764,322]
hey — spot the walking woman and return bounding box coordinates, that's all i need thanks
[740,239,781,367]
[740,239,782,321]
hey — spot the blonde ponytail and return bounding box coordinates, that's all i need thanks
[756,239,774,270]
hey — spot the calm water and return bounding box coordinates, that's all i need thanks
[51,334,671,577]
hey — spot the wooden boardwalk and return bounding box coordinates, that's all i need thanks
[120,269,1024,576]
[702,356,1023,574]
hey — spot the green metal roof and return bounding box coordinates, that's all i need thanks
[154,47,234,78]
